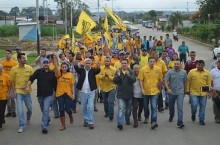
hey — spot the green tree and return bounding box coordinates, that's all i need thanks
[169,12,183,29]
[9,7,20,16]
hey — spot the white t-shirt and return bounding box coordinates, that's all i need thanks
[210,67,220,91]
[133,78,142,98]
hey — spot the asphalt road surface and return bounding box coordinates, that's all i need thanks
[1,26,219,145]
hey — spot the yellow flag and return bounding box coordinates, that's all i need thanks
[76,10,97,34]
[58,34,69,49]
[104,7,126,31]
[103,16,109,31]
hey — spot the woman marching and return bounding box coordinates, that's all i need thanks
[54,55,75,130]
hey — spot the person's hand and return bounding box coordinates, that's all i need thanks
[141,89,146,95]
[167,88,172,94]
[157,81,162,89]
[104,72,109,78]
[24,86,30,92]
[96,61,101,68]
[117,70,121,76]
[125,70,130,76]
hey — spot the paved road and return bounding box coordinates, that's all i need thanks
[1,27,219,145]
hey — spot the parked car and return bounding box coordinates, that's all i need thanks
[213,44,220,59]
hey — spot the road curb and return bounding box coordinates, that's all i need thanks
[179,35,213,49]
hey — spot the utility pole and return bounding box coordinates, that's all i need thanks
[64,0,67,34]
[36,0,40,55]
[97,0,100,23]
[70,0,73,28]
[187,2,189,12]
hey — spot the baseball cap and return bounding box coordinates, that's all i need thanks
[119,50,126,55]
[42,58,49,63]
[15,46,21,50]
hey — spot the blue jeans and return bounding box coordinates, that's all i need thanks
[102,89,116,118]
[38,96,53,129]
[71,85,78,110]
[79,91,95,124]
[191,95,207,122]
[16,93,32,128]
[117,98,132,125]
[169,94,184,125]
[143,95,158,123]
[57,93,73,117]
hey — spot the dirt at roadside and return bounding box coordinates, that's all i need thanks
[0,37,58,51]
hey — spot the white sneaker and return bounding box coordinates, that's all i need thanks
[17,128,24,133]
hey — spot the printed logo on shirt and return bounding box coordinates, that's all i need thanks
[60,77,71,83]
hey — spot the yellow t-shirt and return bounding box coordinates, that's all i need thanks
[9,65,33,94]
[56,71,74,99]
[117,43,123,50]
[155,59,168,76]
[126,40,135,52]
[98,66,116,92]
[139,55,150,68]
[94,55,106,67]
[111,58,119,66]
[0,59,18,75]
[138,65,162,95]
[0,73,11,100]
[186,68,211,96]
[168,61,175,69]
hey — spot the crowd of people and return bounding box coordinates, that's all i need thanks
[0,32,220,135]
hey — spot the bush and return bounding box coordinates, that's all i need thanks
[41,25,65,37]
[0,25,19,37]
[165,25,172,32]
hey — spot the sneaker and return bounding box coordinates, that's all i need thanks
[144,118,149,124]
[151,123,158,129]
[5,113,11,117]
[191,115,196,121]
[42,128,48,134]
[177,123,185,128]
[169,116,173,122]
[12,112,17,117]
[117,125,123,130]
[215,120,220,123]
[104,114,108,117]
[17,128,24,133]
[199,121,205,126]
[133,122,138,128]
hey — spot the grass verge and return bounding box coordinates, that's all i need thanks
[26,53,38,66]
[0,49,5,58]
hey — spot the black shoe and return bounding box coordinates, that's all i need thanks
[191,115,196,121]
[42,128,48,134]
[5,113,11,117]
[138,115,142,121]
[12,112,16,117]
[199,121,205,126]
[165,103,168,109]
[126,121,131,125]
[151,123,158,129]
[104,114,108,117]
[2,120,5,124]
[109,117,113,121]
[54,115,59,119]
[83,121,88,127]
[133,122,138,128]
[158,108,164,112]
[169,116,173,122]
[177,123,185,128]
[72,109,77,113]
[117,125,123,130]
[94,107,98,112]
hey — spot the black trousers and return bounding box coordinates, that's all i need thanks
[132,97,143,123]
[0,100,7,127]
[157,93,164,109]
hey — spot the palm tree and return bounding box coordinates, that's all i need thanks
[169,12,183,29]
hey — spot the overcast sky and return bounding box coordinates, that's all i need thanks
[1,0,199,12]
